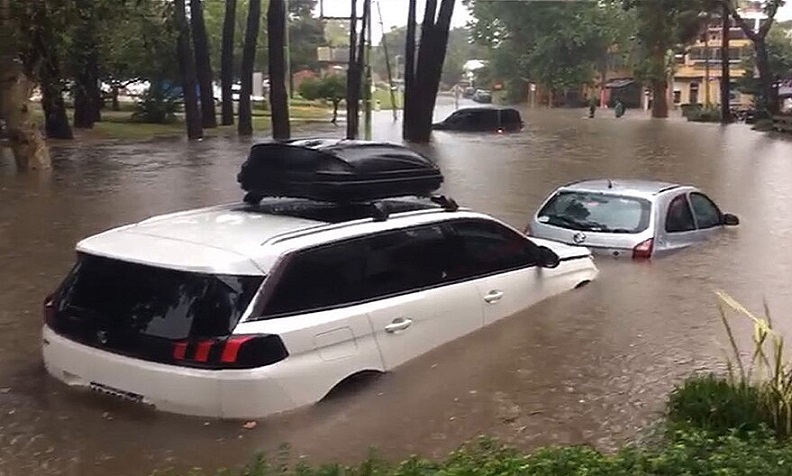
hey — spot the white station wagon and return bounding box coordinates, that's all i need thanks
[42,140,599,419]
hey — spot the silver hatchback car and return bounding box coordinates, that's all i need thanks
[527,179,740,259]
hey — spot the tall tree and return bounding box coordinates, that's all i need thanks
[268,0,291,140]
[72,0,101,128]
[0,0,50,170]
[175,0,203,139]
[30,0,73,139]
[190,0,218,128]
[238,0,261,136]
[220,0,237,126]
[404,0,456,143]
[402,0,417,138]
[719,0,784,116]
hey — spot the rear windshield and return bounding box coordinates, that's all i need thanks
[56,254,264,340]
[537,191,652,233]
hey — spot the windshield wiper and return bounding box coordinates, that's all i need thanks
[542,214,587,230]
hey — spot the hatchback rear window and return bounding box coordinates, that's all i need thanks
[537,191,652,233]
[54,254,264,341]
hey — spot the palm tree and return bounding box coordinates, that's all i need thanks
[190,0,217,128]
[220,0,237,126]
[267,0,290,140]
[174,0,202,139]
[238,0,261,136]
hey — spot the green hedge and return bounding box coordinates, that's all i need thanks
[153,428,792,476]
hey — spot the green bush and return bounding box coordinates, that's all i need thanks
[131,87,179,124]
[667,374,770,436]
[687,106,721,122]
[154,430,792,476]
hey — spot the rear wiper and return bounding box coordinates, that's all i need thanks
[542,214,586,230]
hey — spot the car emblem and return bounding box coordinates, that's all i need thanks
[573,232,586,244]
[96,330,109,345]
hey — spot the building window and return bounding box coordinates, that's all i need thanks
[674,90,682,103]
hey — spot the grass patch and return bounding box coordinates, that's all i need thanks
[153,430,792,475]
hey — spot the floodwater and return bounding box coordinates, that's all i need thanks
[3,99,792,475]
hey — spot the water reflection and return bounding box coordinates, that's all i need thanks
[2,102,792,475]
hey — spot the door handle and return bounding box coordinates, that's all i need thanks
[483,290,504,304]
[385,317,413,334]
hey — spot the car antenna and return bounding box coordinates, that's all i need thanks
[607,179,613,189]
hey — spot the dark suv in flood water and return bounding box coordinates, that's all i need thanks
[432,107,524,133]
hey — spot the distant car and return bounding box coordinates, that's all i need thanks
[463,87,476,99]
[472,89,492,103]
[526,179,739,260]
[42,139,598,419]
[432,107,524,133]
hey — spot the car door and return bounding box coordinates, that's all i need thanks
[658,192,698,254]
[445,218,542,327]
[362,224,483,370]
[689,191,726,240]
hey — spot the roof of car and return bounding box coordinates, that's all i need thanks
[560,179,684,198]
[74,198,453,275]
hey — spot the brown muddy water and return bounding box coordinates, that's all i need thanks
[2,101,792,475]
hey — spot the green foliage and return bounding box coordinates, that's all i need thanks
[667,374,770,434]
[465,0,634,100]
[298,75,346,103]
[686,105,723,122]
[131,86,180,124]
[203,0,268,77]
[153,429,792,476]
[737,23,792,96]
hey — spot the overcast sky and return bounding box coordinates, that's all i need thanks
[317,0,792,33]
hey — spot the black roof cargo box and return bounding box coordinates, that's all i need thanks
[237,138,444,204]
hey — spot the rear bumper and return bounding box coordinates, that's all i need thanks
[41,326,295,419]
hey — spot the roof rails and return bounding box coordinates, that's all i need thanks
[367,194,459,222]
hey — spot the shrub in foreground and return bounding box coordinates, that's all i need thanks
[153,429,792,476]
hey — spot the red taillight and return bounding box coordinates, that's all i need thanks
[632,238,654,260]
[171,335,288,370]
[43,294,56,326]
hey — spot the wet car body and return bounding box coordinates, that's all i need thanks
[433,107,524,133]
[527,179,739,259]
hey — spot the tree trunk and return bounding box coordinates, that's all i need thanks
[190,0,218,129]
[352,0,370,137]
[410,0,454,143]
[220,0,237,126]
[720,6,731,124]
[345,0,359,139]
[268,0,290,140]
[111,84,121,111]
[32,0,72,139]
[175,0,203,139]
[754,38,776,116]
[402,0,417,140]
[331,99,340,124]
[651,79,669,118]
[0,60,51,170]
[72,0,100,128]
[41,77,73,139]
[238,0,261,136]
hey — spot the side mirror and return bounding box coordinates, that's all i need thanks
[723,213,740,226]
[537,245,560,269]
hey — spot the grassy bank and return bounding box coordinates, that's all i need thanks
[33,102,332,142]
[152,292,792,475]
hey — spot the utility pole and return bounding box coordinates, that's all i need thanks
[284,0,292,98]
[704,12,711,107]
[363,0,372,139]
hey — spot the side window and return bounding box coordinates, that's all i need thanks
[665,194,696,233]
[360,224,457,298]
[689,192,722,229]
[263,240,366,317]
[449,219,538,278]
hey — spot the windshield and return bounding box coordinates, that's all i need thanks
[55,253,264,341]
[537,191,652,233]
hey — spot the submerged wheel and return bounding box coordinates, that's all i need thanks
[243,192,264,205]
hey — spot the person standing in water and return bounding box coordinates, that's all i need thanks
[614,99,626,118]
[588,95,597,118]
